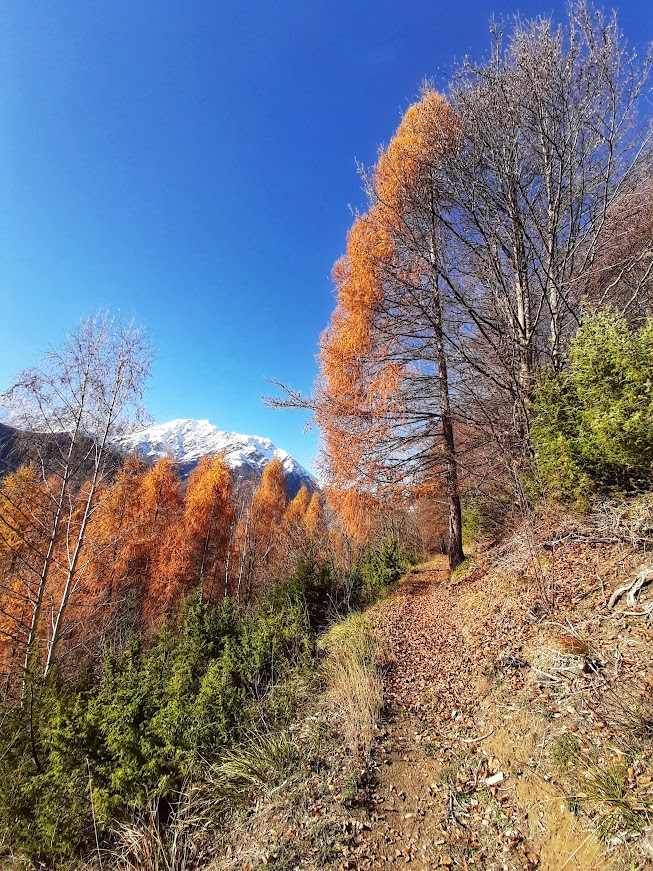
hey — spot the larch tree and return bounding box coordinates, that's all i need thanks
[284,485,310,528]
[317,90,466,568]
[279,485,312,574]
[87,456,147,608]
[302,491,322,538]
[183,454,233,602]
[0,466,50,693]
[235,458,287,602]
[141,459,185,623]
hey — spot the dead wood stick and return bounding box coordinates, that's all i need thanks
[608,568,653,610]
[460,727,495,744]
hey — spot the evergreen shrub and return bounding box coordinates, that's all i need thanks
[0,540,408,863]
[530,311,653,505]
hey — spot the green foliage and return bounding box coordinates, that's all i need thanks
[0,541,401,864]
[530,311,653,504]
[460,495,511,545]
[355,534,411,602]
[0,591,313,862]
[261,555,336,631]
[462,498,486,544]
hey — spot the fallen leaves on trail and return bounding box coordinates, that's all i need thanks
[351,507,653,869]
[372,566,480,718]
[345,556,540,870]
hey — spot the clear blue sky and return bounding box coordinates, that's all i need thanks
[1,1,650,473]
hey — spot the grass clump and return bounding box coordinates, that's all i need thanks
[451,557,474,584]
[552,733,581,768]
[576,761,651,844]
[320,614,383,762]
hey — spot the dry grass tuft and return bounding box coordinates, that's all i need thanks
[570,758,652,845]
[112,799,193,871]
[110,731,297,871]
[320,614,383,761]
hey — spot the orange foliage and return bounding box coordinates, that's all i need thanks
[183,455,233,602]
[87,457,148,602]
[277,485,322,577]
[253,457,287,524]
[137,459,184,622]
[325,486,383,545]
[234,458,288,603]
[303,492,324,541]
[375,90,461,225]
[316,88,460,556]
[0,465,50,687]
[284,485,310,527]
[0,450,323,682]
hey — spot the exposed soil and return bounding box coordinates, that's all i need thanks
[343,558,543,869]
[347,524,653,870]
[219,505,653,870]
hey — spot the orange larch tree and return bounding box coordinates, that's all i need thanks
[0,465,51,693]
[234,458,287,603]
[277,485,312,575]
[316,90,465,568]
[140,459,184,624]
[182,455,233,602]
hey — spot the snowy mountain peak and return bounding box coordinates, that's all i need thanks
[115,419,317,496]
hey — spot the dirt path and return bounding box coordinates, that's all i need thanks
[347,559,548,870]
[223,528,653,869]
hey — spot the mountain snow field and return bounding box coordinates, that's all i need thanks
[116,418,317,494]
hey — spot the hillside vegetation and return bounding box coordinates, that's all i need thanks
[2,1,653,869]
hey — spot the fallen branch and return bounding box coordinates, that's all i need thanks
[608,568,653,610]
[460,727,495,744]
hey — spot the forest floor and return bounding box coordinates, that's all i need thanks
[346,513,653,871]
[220,504,653,870]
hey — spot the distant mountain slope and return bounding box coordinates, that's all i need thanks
[0,419,318,499]
[116,419,318,497]
[0,423,19,475]
[0,421,112,485]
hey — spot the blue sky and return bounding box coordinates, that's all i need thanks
[1,1,651,473]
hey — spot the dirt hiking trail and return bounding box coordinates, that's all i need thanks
[220,520,653,870]
[348,556,611,871]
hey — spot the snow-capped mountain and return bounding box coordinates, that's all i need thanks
[116,419,318,497]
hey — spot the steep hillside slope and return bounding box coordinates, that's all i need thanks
[216,501,653,870]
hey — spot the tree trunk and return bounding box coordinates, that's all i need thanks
[430,256,465,571]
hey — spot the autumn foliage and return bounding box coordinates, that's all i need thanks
[315,90,466,568]
[0,452,328,688]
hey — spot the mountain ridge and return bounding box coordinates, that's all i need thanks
[115,418,318,497]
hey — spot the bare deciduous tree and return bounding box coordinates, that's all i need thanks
[442,1,652,442]
[0,313,152,683]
